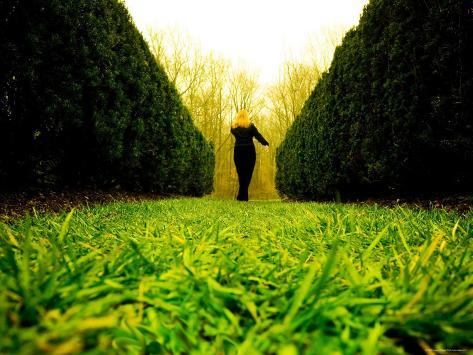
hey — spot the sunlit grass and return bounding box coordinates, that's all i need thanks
[0,198,472,354]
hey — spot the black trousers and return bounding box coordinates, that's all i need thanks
[234,144,256,201]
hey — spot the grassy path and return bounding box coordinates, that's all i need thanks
[0,198,472,354]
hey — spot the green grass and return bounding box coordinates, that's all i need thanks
[0,198,472,354]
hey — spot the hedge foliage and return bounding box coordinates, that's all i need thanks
[0,0,214,195]
[276,0,473,199]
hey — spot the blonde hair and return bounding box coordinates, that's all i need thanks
[231,109,251,129]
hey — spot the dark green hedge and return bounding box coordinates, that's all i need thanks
[0,0,214,195]
[276,0,473,199]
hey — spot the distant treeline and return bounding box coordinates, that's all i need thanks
[276,0,473,199]
[0,0,214,195]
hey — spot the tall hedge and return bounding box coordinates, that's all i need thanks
[0,0,214,195]
[276,0,473,199]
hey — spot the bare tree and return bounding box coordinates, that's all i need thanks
[266,61,321,146]
[146,28,206,98]
[228,68,264,118]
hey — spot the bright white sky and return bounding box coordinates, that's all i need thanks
[124,0,369,84]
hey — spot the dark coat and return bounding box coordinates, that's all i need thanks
[230,123,269,147]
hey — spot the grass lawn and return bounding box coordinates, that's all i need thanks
[0,198,472,354]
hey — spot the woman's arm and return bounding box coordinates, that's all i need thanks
[252,124,269,146]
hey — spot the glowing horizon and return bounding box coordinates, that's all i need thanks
[124,0,369,84]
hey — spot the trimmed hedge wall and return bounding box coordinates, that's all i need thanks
[276,0,473,199]
[0,0,214,195]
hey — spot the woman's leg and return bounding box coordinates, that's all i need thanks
[234,147,245,200]
[236,145,256,201]
[242,146,256,200]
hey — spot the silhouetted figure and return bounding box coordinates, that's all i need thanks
[231,109,269,201]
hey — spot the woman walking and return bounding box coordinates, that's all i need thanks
[231,109,269,201]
